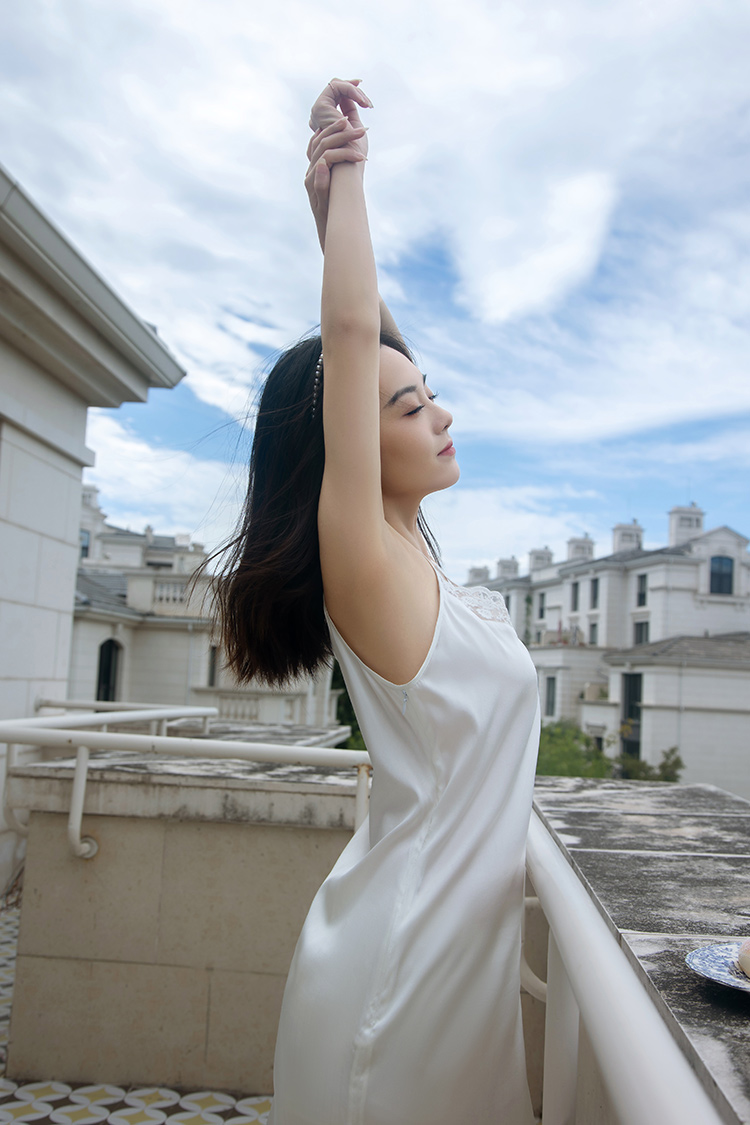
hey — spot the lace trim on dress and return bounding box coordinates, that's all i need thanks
[437,573,512,625]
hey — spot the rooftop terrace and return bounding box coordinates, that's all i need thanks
[0,707,748,1123]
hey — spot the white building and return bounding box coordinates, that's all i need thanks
[72,487,338,729]
[580,633,750,796]
[470,504,750,796]
[0,163,184,880]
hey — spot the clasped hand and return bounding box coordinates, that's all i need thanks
[305,78,373,250]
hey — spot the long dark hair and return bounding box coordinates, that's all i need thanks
[213,329,441,686]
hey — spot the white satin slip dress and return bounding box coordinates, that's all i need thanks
[268,565,540,1125]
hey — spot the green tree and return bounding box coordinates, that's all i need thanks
[331,661,368,752]
[613,745,684,782]
[536,720,611,778]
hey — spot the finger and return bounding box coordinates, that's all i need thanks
[308,116,347,151]
[304,158,329,200]
[336,94,365,130]
[327,78,373,109]
[308,124,365,166]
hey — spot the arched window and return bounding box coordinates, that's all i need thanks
[96,638,121,701]
[710,556,733,596]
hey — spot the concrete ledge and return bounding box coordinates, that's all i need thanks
[6,750,360,829]
[533,777,750,1125]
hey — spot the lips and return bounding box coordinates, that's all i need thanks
[439,440,455,456]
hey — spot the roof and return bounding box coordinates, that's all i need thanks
[75,570,141,619]
[0,162,185,407]
[560,543,694,573]
[606,632,750,669]
[99,525,180,550]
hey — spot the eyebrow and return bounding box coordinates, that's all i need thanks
[383,372,427,409]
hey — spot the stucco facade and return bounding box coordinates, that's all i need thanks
[72,489,338,729]
[470,505,750,797]
[0,163,185,882]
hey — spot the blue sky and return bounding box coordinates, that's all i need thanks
[1,0,749,581]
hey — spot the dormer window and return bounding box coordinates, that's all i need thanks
[710,556,733,595]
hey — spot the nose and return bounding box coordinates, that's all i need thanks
[436,403,453,430]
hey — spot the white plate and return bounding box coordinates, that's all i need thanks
[685,942,750,993]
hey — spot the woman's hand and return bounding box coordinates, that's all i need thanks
[305,79,372,250]
[309,77,372,134]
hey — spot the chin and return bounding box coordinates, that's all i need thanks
[434,463,460,492]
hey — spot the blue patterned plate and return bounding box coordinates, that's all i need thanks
[685,942,750,993]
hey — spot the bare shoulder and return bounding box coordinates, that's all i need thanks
[322,527,440,685]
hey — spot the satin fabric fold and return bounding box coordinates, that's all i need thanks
[269,568,539,1125]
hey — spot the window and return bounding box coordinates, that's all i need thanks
[634,621,649,646]
[79,529,90,560]
[636,573,647,606]
[571,582,579,612]
[590,577,599,610]
[208,645,218,688]
[589,622,598,645]
[505,594,511,615]
[710,556,733,595]
[622,673,642,758]
[545,676,556,717]
[538,592,546,619]
[96,639,121,701]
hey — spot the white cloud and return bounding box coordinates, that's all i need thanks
[3,0,750,553]
[83,413,243,552]
[423,484,606,583]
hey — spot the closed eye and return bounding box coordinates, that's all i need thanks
[405,391,438,416]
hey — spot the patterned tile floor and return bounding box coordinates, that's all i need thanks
[0,909,272,1125]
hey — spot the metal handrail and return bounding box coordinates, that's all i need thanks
[3,706,217,731]
[0,719,371,857]
[36,698,192,712]
[526,807,723,1125]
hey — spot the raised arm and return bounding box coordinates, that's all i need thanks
[308,81,445,684]
[305,86,405,349]
[312,84,384,577]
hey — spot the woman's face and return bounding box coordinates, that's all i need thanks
[378,346,459,503]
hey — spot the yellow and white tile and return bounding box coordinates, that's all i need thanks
[0,1102,56,1123]
[123,1093,179,1112]
[177,1096,234,1116]
[50,1105,109,1125]
[14,1085,70,1105]
[232,1098,273,1123]
[108,1108,167,1125]
[68,1089,124,1108]
[163,1113,223,1125]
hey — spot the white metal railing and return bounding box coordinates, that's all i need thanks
[0,710,371,859]
[0,711,725,1122]
[526,808,723,1125]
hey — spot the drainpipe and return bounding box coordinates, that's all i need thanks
[186,622,194,705]
[676,660,685,753]
[305,676,316,726]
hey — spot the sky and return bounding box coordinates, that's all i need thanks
[2,0,749,582]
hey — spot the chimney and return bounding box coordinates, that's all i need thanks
[467,566,490,585]
[668,503,704,546]
[566,534,594,562]
[612,519,643,554]
[495,556,519,580]
[529,547,553,571]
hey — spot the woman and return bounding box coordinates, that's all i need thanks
[218,80,539,1125]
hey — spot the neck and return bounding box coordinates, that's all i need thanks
[383,496,429,557]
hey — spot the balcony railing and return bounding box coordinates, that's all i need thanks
[0,708,730,1123]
